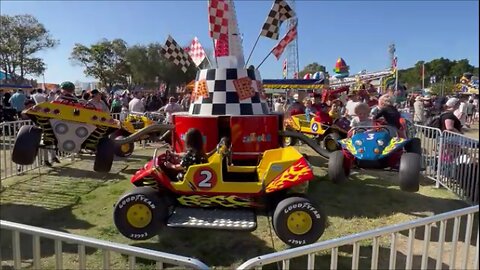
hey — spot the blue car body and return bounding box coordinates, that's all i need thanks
[338,130,409,161]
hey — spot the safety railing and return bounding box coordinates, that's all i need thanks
[412,124,443,181]
[237,205,479,270]
[0,220,209,270]
[438,131,479,204]
[0,120,74,183]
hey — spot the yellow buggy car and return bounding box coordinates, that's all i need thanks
[113,139,327,247]
[112,112,166,157]
[284,114,349,153]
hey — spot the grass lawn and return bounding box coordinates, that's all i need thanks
[0,145,476,269]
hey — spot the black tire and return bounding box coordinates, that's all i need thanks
[113,187,167,240]
[399,153,421,192]
[323,132,341,152]
[272,196,326,247]
[405,138,422,155]
[328,150,350,184]
[113,135,135,157]
[12,125,42,165]
[94,138,114,172]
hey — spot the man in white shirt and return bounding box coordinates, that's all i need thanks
[129,92,145,113]
[345,94,360,119]
[32,89,47,104]
[274,97,285,113]
[159,97,182,123]
[454,96,469,128]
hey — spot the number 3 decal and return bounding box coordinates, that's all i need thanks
[193,168,217,190]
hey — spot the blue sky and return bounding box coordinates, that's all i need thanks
[2,0,479,83]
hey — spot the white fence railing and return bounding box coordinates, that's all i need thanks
[0,220,209,269]
[237,206,479,270]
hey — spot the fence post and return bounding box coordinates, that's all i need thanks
[436,130,444,188]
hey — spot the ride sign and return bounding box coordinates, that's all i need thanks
[193,168,217,190]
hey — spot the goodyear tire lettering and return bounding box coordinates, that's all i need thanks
[118,195,156,210]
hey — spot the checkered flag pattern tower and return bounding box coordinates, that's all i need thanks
[260,0,296,40]
[185,37,207,67]
[161,35,192,73]
[209,0,229,40]
[189,68,269,115]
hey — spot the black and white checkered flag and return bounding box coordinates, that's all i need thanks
[161,35,192,73]
[260,0,295,40]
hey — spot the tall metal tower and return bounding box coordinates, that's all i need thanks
[388,43,396,69]
[285,0,299,79]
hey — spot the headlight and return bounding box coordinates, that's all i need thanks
[355,140,363,146]
[377,140,385,146]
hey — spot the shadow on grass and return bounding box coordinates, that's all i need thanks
[0,204,97,262]
[131,227,276,267]
[307,168,468,220]
[45,166,123,181]
[257,245,450,270]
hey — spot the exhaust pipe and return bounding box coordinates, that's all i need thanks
[113,124,174,145]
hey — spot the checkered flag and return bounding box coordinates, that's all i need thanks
[260,0,295,40]
[209,0,229,39]
[271,22,297,59]
[185,37,207,67]
[161,35,192,73]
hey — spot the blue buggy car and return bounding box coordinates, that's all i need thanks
[328,125,422,192]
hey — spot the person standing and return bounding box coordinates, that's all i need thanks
[32,88,47,104]
[159,96,182,124]
[9,89,26,118]
[413,96,425,125]
[454,96,469,128]
[128,92,145,113]
[87,89,110,112]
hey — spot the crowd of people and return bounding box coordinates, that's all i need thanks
[0,82,193,124]
[271,89,479,136]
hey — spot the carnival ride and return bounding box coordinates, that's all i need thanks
[112,0,330,247]
[11,100,171,172]
[328,121,422,192]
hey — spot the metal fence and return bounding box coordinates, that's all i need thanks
[437,131,479,204]
[0,220,209,270]
[237,205,479,270]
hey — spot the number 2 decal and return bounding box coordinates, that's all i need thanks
[198,170,213,187]
[193,168,217,190]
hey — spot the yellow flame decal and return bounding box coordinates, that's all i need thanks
[266,158,313,193]
[382,137,405,155]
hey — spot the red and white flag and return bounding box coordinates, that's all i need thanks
[208,0,229,40]
[392,56,397,71]
[185,37,207,67]
[271,23,297,60]
[214,34,229,57]
[282,59,288,79]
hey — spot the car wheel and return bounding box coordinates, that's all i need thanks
[272,196,326,247]
[328,150,350,184]
[113,187,167,240]
[113,134,135,157]
[12,125,42,165]
[94,138,114,172]
[399,153,421,192]
[323,132,341,152]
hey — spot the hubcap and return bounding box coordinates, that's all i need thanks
[287,210,313,235]
[284,137,292,146]
[126,203,152,228]
[326,140,338,151]
[121,143,132,153]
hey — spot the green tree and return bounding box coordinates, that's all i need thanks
[70,38,130,89]
[429,79,455,96]
[298,62,326,79]
[124,42,196,95]
[0,14,58,82]
[450,59,475,79]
